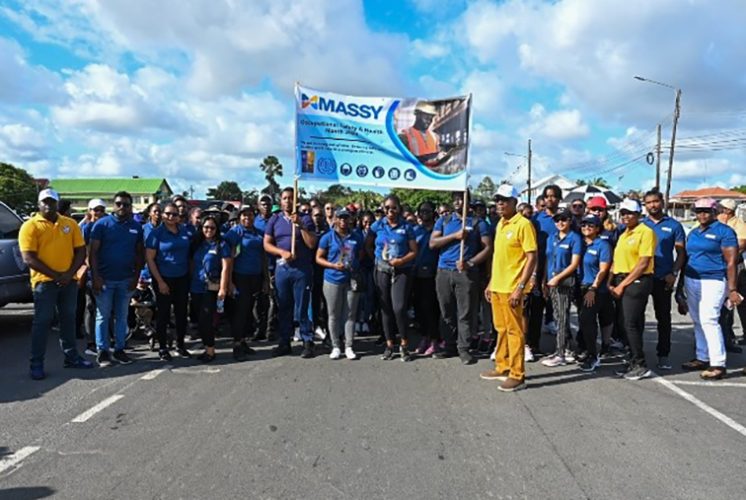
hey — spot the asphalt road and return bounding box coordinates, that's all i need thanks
[1,302,745,500]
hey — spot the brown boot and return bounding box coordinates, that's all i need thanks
[480,369,509,381]
[700,367,726,380]
[498,378,526,392]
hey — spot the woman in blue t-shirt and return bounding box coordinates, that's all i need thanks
[681,198,741,380]
[224,206,266,361]
[190,215,232,363]
[364,195,418,361]
[145,202,192,361]
[316,207,364,360]
[541,208,583,368]
[576,214,613,372]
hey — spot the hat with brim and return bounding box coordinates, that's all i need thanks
[88,198,106,210]
[238,204,255,214]
[552,207,572,221]
[720,198,737,211]
[38,188,59,202]
[415,101,437,115]
[694,197,718,210]
[619,198,642,213]
[493,183,520,201]
[581,214,602,227]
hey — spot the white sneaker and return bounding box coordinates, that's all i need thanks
[564,349,576,363]
[362,322,370,334]
[293,327,301,342]
[329,347,341,360]
[541,354,566,367]
[543,321,558,336]
[345,347,357,360]
[524,345,535,362]
[314,326,326,340]
[490,349,496,361]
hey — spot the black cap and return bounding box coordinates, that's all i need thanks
[552,207,572,221]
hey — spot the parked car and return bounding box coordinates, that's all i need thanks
[0,201,32,307]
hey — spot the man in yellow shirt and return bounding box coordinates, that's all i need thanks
[717,199,746,351]
[480,184,537,392]
[18,189,92,380]
[609,198,656,380]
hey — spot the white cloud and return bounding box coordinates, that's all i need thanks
[460,70,504,121]
[0,37,65,104]
[412,39,449,59]
[0,124,45,150]
[521,106,590,140]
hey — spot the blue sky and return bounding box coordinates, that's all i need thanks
[1,0,745,199]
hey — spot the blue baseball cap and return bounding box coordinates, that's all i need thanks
[581,214,602,227]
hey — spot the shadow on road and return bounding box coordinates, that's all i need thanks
[0,487,55,500]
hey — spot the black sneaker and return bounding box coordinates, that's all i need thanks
[97,350,113,368]
[233,345,248,362]
[380,347,394,360]
[614,365,631,378]
[375,334,386,346]
[725,344,743,354]
[198,351,216,363]
[575,351,589,363]
[300,341,315,359]
[433,349,457,359]
[623,365,652,380]
[459,351,476,365]
[469,337,480,351]
[241,342,256,356]
[112,350,132,365]
[579,356,600,373]
[252,332,267,342]
[159,349,173,362]
[400,346,412,362]
[176,347,192,358]
[272,343,292,357]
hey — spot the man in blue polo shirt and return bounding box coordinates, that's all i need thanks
[89,191,144,367]
[642,188,686,370]
[263,187,318,358]
[429,190,492,364]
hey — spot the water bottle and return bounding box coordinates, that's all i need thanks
[216,298,225,314]
[388,238,399,262]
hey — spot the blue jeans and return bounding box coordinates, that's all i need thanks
[275,264,312,343]
[95,279,134,351]
[30,281,80,366]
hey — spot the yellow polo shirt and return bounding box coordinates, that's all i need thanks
[613,223,655,274]
[18,213,85,288]
[489,213,537,293]
[719,214,746,241]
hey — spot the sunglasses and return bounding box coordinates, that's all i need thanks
[588,207,604,212]
[163,212,178,217]
[571,204,584,209]
[203,225,217,231]
[580,222,598,228]
[554,217,570,223]
[619,210,637,216]
[694,208,712,214]
[115,201,131,208]
[92,207,105,212]
[384,205,398,211]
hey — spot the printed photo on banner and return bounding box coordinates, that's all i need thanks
[295,84,471,192]
[394,98,470,176]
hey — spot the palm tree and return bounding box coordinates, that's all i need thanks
[260,155,283,199]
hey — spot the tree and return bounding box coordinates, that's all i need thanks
[474,176,497,201]
[242,189,259,206]
[260,155,283,200]
[575,177,611,188]
[732,185,746,194]
[0,162,38,215]
[207,181,242,201]
[390,188,452,210]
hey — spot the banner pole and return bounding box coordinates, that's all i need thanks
[291,176,298,257]
[459,189,468,264]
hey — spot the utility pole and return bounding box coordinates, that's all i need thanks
[655,124,661,189]
[664,89,682,211]
[189,185,195,199]
[527,139,532,205]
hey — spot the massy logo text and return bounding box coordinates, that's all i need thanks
[301,94,383,120]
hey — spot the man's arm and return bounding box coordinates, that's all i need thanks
[89,239,104,292]
[22,251,62,282]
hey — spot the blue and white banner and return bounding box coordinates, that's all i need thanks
[295,84,471,191]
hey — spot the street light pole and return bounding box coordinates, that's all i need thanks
[633,76,681,211]
[655,124,661,189]
[527,139,532,205]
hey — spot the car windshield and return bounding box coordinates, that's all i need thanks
[0,203,23,239]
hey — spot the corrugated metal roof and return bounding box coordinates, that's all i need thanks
[50,178,171,195]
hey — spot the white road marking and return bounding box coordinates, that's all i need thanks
[0,446,40,475]
[140,369,166,380]
[70,395,124,423]
[670,380,746,389]
[170,367,221,375]
[656,377,746,438]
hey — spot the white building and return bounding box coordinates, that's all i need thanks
[521,174,577,203]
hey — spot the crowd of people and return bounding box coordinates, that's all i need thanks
[17,182,746,392]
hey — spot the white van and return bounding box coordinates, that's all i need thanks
[0,201,32,307]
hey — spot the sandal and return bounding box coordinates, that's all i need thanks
[681,359,708,371]
[700,367,726,380]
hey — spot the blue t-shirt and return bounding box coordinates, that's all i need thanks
[224,224,264,276]
[433,215,488,270]
[580,237,612,291]
[370,218,416,268]
[533,210,559,264]
[413,224,438,276]
[599,228,620,247]
[145,224,191,278]
[190,240,232,294]
[264,212,316,268]
[547,231,583,280]
[80,221,93,245]
[642,216,686,279]
[684,221,737,280]
[254,213,271,234]
[90,214,144,281]
[143,222,158,240]
[318,230,364,284]
[184,223,198,241]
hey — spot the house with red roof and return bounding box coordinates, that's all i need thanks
[669,187,746,220]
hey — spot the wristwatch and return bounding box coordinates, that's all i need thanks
[517,283,526,290]
[466,260,475,269]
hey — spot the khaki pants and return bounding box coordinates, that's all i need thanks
[491,292,525,381]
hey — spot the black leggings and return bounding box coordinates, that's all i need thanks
[413,276,440,341]
[232,272,263,342]
[579,288,614,358]
[155,274,189,350]
[375,268,412,343]
[617,275,653,367]
[194,292,217,348]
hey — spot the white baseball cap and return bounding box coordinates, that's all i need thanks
[38,188,59,202]
[88,198,107,210]
[619,198,642,213]
[494,184,520,200]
